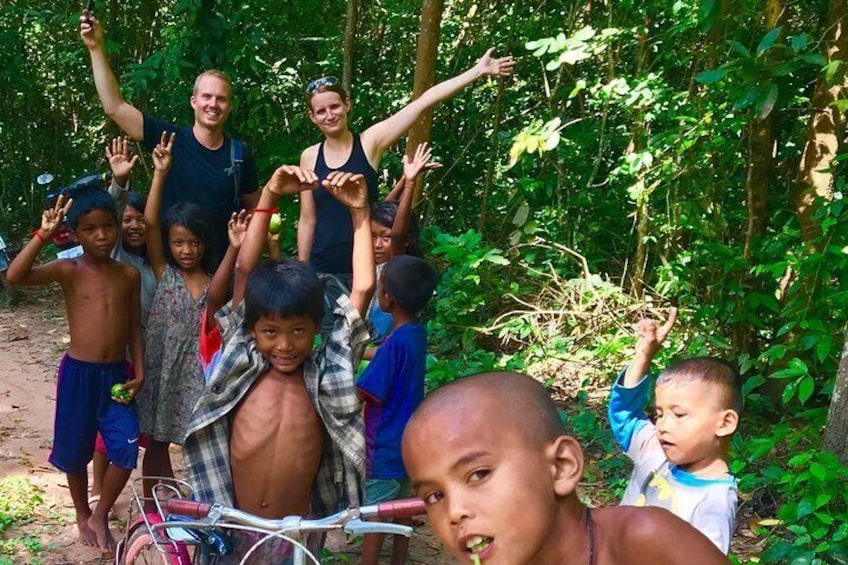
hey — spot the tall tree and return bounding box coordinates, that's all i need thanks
[406,0,444,207]
[342,0,359,95]
[793,0,848,242]
[824,331,848,461]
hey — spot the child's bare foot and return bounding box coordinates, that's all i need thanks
[77,518,98,547]
[88,514,117,553]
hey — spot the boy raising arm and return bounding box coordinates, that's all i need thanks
[183,167,374,529]
[7,190,143,552]
[608,308,741,552]
[402,372,730,565]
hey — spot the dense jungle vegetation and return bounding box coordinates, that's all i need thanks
[1,0,847,562]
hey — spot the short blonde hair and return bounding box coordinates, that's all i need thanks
[193,70,232,96]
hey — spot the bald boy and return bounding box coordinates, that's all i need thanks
[401,372,731,565]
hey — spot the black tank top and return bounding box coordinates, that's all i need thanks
[311,132,380,274]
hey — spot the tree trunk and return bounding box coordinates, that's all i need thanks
[342,0,359,95]
[627,17,650,298]
[406,0,444,208]
[823,331,848,462]
[793,0,848,241]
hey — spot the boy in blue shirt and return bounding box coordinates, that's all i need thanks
[608,308,741,553]
[357,254,438,565]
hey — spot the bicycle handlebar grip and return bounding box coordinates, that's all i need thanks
[377,498,427,519]
[165,499,211,519]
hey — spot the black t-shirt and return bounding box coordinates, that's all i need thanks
[142,115,259,263]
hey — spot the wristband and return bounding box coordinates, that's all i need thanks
[36,232,48,244]
[253,207,278,214]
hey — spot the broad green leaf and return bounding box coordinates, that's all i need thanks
[797,375,815,404]
[742,375,765,397]
[756,27,782,57]
[801,53,827,66]
[781,380,797,404]
[824,60,843,84]
[543,131,561,151]
[696,68,728,84]
[573,26,596,42]
[512,203,530,227]
[727,40,751,58]
[756,83,779,120]
[791,33,808,52]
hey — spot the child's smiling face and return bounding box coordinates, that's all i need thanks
[402,390,571,565]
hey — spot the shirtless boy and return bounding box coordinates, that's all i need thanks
[7,188,144,552]
[401,372,730,565]
[183,167,374,560]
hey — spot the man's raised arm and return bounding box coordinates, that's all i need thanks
[80,13,144,141]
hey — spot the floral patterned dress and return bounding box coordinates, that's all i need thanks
[138,265,209,444]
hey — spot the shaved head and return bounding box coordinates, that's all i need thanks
[406,371,565,447]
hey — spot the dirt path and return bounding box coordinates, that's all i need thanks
[0,292,452,564]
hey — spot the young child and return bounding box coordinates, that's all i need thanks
[6,188,143,552]
[366,143,431,344]
[183,166,375,560]
[136,132,235,506]
[608,308,740,553]
[402,372,731,565]
[357,254,437,565]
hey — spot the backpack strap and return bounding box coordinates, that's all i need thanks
[227,139,245,210]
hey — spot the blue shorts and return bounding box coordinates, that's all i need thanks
[363,477,412,505]
[49,355,140,473]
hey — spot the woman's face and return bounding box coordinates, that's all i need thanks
[308,91,350,137]
[122,205,146,252]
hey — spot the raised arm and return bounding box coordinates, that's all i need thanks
[106,137,139,212]
[391,142,432,256]
[361,48,514,164]
[207,210,249,324]
[623,308,677,387]
[296,146,318,262]
[322,172,375,316]
[145,132,176,280]
[80,14,144,140]
[234,166,318,307]
[6,195,74,287]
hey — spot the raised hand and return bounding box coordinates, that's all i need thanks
[403,142,435,181]
[105,137,139,183]
[152,131,175,172]
[39,194,73,240]
[476,48,515,78]
[265,165,319,196]
[79,12,104,50]
[633,307,678,362]
[323,171,368,210]
[228,210,251,250]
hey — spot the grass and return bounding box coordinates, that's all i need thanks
[0,476,48,562]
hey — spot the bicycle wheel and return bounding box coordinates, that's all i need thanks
[120,522,193,565]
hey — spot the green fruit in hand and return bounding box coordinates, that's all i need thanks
[111,383,131,401]
[268,213,283,234]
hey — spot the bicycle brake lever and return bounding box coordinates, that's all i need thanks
[344,518,413,537]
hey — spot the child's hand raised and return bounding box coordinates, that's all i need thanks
[39,194,73,240]
[633,307,678,362]
[105,137,139,182]
[403,142,436,181]
[265,165,318,196]
[323,171,368,210]
[152,131,175,172]
[475,48,515,78]
[228,209,251,250]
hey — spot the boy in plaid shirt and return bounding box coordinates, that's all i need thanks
[183,166,375,557]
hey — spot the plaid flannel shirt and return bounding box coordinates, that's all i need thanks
[183,294,371,516]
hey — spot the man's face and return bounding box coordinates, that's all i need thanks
[654,379,730,473]
[402,400,563,565]
[190,75,232,130]
[251,313,317,375]
[74,209,118,259]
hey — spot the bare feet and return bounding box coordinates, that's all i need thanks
[77,518,98,547]
[88,514,117,554]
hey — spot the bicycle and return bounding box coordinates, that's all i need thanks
[116,476,427,565]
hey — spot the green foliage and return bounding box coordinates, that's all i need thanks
[0,477,42,533]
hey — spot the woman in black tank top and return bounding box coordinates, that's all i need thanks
[296,48,514,278]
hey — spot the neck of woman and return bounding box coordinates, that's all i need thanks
[323,128,354,149]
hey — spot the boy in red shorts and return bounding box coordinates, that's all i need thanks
[7,188,144,553]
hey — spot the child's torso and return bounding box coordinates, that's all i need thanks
[229,369,324,518]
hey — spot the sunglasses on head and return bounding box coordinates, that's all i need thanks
[306,76,339,94]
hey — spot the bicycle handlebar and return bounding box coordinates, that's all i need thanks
[369,498,427,520]
[165,499,211,519]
